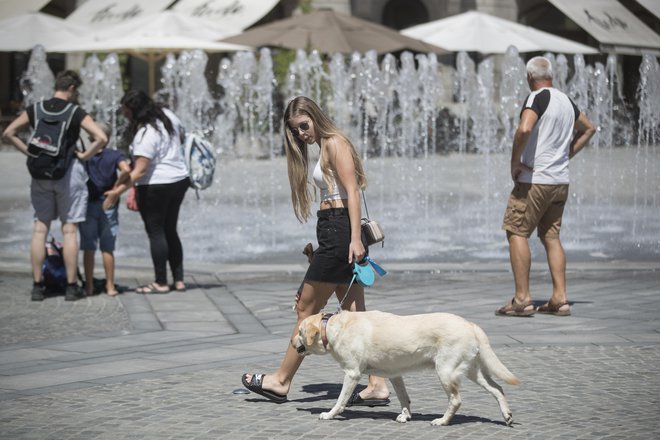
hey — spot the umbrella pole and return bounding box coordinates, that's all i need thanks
[129,51,166,96]
[148,54,155,96]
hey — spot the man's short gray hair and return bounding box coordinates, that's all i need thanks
[526,56,553,81]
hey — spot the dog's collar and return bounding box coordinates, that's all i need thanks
[320,312,335,350]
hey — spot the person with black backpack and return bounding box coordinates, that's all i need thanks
[2,70,108,301]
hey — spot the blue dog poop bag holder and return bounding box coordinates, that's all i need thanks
[353,256,387,287]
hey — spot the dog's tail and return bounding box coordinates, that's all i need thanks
[473,324,520,385]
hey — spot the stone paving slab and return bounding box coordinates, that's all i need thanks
[0,259,659,438]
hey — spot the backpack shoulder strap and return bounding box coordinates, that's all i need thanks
[184,132,193,168]
[63,104,78,130]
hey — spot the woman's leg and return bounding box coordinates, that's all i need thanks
[335,283,390,400]
[244,280,338,397]
[137,185,169,286]
[163,179,188,284]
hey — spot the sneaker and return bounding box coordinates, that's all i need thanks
[65,283,84,301]
[31,282,45,301]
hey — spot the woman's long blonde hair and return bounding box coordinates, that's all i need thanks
[283,96,367,223]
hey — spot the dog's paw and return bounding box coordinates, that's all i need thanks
[395,408,411,423]
[319,412,333,420]
[504,412,513,426]
[430,417,450,426]
[395,413,411,423]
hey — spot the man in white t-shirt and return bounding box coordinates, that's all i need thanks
[496,56,595,317]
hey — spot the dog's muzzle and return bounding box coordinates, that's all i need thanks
[291,338,307,355]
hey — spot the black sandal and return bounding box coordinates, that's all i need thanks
[346,388,390,407]
[241,373,287,403]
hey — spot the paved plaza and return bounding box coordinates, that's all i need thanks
[0,252,658,439]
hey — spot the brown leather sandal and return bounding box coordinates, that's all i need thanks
[495,298,535,317]
[537,300,571,316]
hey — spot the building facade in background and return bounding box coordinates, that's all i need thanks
[1,0,659,120]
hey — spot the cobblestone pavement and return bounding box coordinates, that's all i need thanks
[0,256,659,439]
[0,272,132,346]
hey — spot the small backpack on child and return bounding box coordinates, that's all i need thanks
[27,102,78,180]
[184,132,216,192]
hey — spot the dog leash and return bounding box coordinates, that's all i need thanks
[336,272,357,313]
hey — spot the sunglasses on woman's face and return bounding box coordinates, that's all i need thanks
[289,121,310,138]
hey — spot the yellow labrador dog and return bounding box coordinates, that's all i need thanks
[295,310,519,426]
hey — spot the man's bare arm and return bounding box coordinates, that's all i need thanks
[569,112,596,159]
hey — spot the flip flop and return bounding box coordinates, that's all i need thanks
[346,389,390,407]
[136,283,170,294]
[241,373,287,403]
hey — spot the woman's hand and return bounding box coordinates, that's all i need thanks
[102,189,120,210]
[348,239,365,264]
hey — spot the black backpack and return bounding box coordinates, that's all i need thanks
[26,101,78,180]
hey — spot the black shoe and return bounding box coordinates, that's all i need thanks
[31,282,45,301]
[65,283,84,301]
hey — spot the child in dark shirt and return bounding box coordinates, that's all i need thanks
[79,123,131,296]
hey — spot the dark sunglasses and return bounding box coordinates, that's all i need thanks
[289,121,310,138]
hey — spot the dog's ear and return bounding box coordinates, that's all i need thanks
[304,316,320,347]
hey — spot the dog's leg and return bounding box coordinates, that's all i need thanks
[467,367,513,426]
[431,367,462,426]
[319,373,361,420]
[389,376,412,423]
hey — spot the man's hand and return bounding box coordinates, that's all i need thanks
[511,161,533,182]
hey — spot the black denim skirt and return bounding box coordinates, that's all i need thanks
[304,208,366,284]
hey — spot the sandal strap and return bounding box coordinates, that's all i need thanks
[546,300,569,311]
[251,373,264,387]
[511,298,533,312]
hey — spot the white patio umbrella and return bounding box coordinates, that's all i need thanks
[47,35,249,54]
[402,11,598,54]
[0,12,91,51]
[49,10,247,51]
[48,11,250,95]
[0,0,50,19]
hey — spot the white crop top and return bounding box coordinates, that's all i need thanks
[313,158,348,202]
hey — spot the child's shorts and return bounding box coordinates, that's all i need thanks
[79,200,119,252]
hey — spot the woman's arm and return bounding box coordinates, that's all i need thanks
[103,156,150,210]
[328,136,365,264]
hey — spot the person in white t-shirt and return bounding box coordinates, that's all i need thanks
[103,90,189,294]
[496,56,595,317]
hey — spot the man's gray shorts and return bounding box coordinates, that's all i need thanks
[30,159,88,224]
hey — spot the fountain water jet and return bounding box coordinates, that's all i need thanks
[20,45,54,109]
[6,46,658,265]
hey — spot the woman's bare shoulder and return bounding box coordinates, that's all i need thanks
[323,134,350,154]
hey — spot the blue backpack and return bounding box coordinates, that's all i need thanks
[42,237,67,294]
